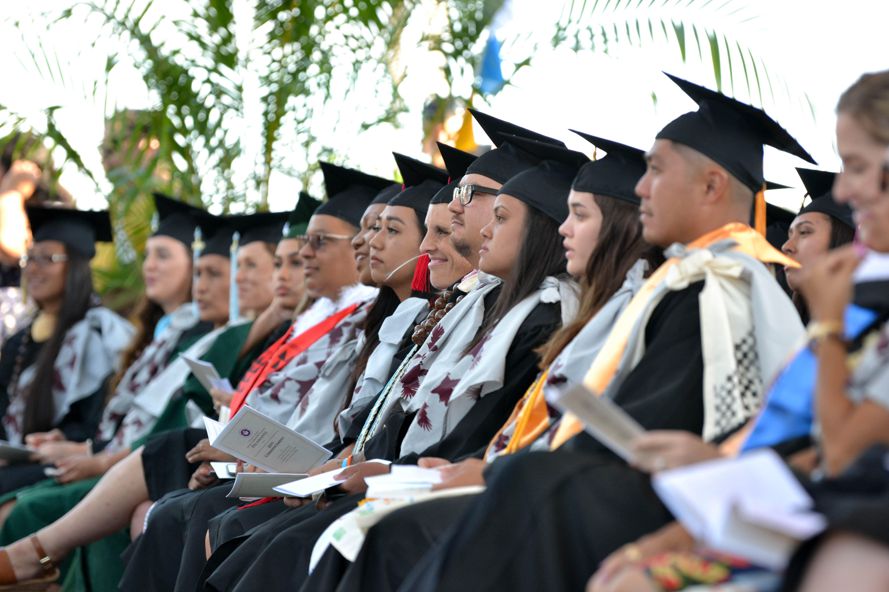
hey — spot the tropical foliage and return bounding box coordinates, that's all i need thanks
[0,0,787,311]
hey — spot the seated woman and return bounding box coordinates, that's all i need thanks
[200,138,578,592]
[0,206,133,495]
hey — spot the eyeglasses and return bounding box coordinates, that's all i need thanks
[20,253,68,268]
[298,233,354,251]
[453,184,498,206]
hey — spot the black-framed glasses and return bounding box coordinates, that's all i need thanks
[20,253,68,268]
[298,233,354,251]
[453,184,498,206]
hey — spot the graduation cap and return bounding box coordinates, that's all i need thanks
[570,131,647,206]
[764,203,796,251]
[796,168,854,230]
[152,193,205,247]
[496,138,588,223]
[437,142,477,182]
[464,110,565,185]
[26,205,113,259]
[317,162,395,228]
[371,184,403,206]
[228,211,290,246]
[657,73,816,192]
[388,153,447,222]
[283,192,323,238]
[468,109,565,148]
[194,214,235,258]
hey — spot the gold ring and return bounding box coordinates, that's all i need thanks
[623,543,642,561]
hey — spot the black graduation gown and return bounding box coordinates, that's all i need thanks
[201,301,563,592]
[347,282,707,592]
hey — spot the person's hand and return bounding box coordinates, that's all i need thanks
[417,457,450,469]
[630,431,722,473]
[55,453,111,484]
[25,429,66,449]
[184,439,236,464]
[209,387,233,410]
[432,458,486,491]
[591,522,694,589]
[0,160,41,197]
[265,297,297,326]
[798,245,863,323]
[34,440,90,464]
[333,460,391,495]
[188,462,218,490]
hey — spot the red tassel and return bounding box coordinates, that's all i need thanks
[410,253,433,299]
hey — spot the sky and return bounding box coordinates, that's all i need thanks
[1,0,888,214]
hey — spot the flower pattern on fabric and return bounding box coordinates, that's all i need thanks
[3,307,133,445]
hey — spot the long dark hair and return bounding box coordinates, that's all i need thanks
[539,196,663,368]
[466,205,567,353]
[793,218,856,323]
[108,295,165,397]
[23,248,94,436]
[347,210,429,399]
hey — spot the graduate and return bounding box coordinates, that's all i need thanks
[202,127,578,592]
[397,73,812,592]
[0,206,134,494]
[309,132,664,592]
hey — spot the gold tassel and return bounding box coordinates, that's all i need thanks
[754,183,766,236]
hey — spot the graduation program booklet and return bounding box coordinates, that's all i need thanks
[550,383,645,461]
[0,440,35,464]
[653,449,826,570]
[181,355,234,396]
[205,406,331,474]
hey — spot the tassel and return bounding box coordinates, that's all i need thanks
[191,226,204,317]
[410,253,434,300]
[754,183,766,236]
[229,231,240,323]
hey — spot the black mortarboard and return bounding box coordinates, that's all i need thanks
[765,203,796,250]
[228,211,290,246]
[195,215,234,258]
[656,73,816,192]
[389,153,446,222]
[464,110,565,185]
[316,162,394,228]
[437,142,477,182]
[796,168,855,230]
[26,205,113,259]
[283,192,323,238]
[152,193,204,247]
[497,139,585,223]
[372,184,403,206]
[468,109,565,148]
[569,131,647,206]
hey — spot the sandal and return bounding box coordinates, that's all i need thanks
[0,536,60,590]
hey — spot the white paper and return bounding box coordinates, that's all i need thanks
[226,472,307,499]
[208,406,331,474]
[209,462,237,479]
[364,465,443,499]
[203,416,224,442]
[653,449,826,570]
[0,440,35,464]
[182,355,225,394]
[273,459,392,498]
[550,383,645,460]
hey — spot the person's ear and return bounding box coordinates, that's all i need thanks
[702,167,730,204]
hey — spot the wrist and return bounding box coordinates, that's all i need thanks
[807,320,847,349]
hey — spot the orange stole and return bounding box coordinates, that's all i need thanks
[550,223,798,449]
[228,303,361,415]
